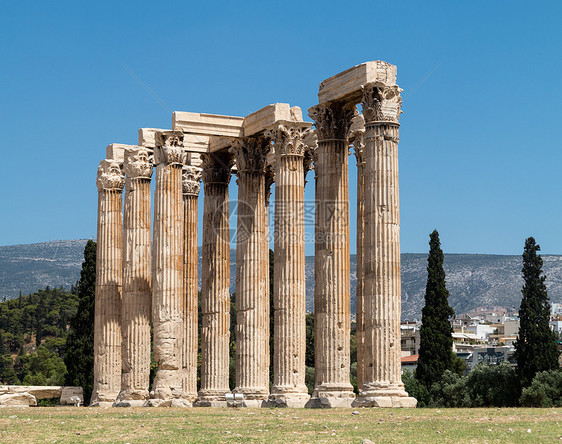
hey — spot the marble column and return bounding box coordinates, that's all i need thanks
[267,123,311,408]
[116,147,153,406]
[264,167,274,390]
[349,116,366,391]
[197,152,232,407]
[92,159,125,406]
[149,131,189,407]
[231,137,270,407]
[353,83,416,408]
[308,102,356,408]
[182,165,202,403]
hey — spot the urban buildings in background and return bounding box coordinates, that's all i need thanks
[399,303,562,373]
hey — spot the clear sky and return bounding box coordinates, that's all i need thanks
[1,0,561,255]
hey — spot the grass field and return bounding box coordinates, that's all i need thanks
[0,407,560,443]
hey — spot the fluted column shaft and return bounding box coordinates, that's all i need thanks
[182,166,202,402]
[350,125,366,392]
[354,82,416,407]
[231,138,270,403]
[198,154,231,405]
[268,124,310,408]
[151,134,185,404]
[92,159,124,405]
[308,103,356,407]
[363,122,401,385]
[118,148,153,404]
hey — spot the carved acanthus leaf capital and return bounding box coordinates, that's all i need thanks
[154,131,185,166]
[308,101,357,141]
[361,83,402,124]
[348,114,366,165]
[303,146,315,183]
[265,166,275,204]
[266,123,310,158]
[229,137,269,174]
[97,159,125,191]
[201,152,232,185]
[124,147,153,180]
[182,165,202,196]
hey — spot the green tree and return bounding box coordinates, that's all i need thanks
[64,240,96,403]
[520,369,562,407]
[416,230,455,389]
[514,237,560,388]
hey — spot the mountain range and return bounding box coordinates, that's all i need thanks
[1,240,561,320]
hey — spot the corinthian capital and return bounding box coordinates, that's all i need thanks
[182,165,202,196]
[229,137,269,173]
[124,147,153,180]
[266,123,311,158]
[201,152,232,186]
[97,159,125,192]
[308,101,357,141]
[361,83,402,124]
[154,131,185,166]
[348,114,365,165]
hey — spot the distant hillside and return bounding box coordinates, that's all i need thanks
[1,240,562,320]
[0,240,88,300]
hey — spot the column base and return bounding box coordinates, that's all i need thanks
[352,383,417,408]
[265,392,310,408]
[231,388,269,408]
[306,384,355,408]
[115,388,149,405]
[90,391,118,407]
[195,389,228,407]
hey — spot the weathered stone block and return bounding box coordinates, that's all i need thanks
[318,61,397,104]
[172,112,243,137]
[0,393,36,406]
[138,128,167,148]
[243,103,303,136]
[183,134,209,153]
[60,387,84,405]
[106,143,136,163]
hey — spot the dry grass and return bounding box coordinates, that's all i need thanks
[0,406,560,443]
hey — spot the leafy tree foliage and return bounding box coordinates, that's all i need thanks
[64,239,96,402]
[416,230,455,388]
[520,369,562,407]
[514,237,560,387]
[429,363,519,407]
[0,285,78,385]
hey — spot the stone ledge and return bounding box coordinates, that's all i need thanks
[318,61,397,104]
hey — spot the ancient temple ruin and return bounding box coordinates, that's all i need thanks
[92,61,417,408]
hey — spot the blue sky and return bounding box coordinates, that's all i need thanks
[1,1,561,255]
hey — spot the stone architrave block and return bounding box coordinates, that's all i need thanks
[183,134,209,153]
[243,103,304,137]
[318,61,397,104]
[138,128,167,149]
[172,112,244,137]
[106,143,136,163]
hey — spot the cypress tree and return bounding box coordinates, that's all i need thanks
[64,240,96,403]
[514,237,560,387]
[416,230,455,389]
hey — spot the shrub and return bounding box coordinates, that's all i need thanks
[520,369,562,407]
